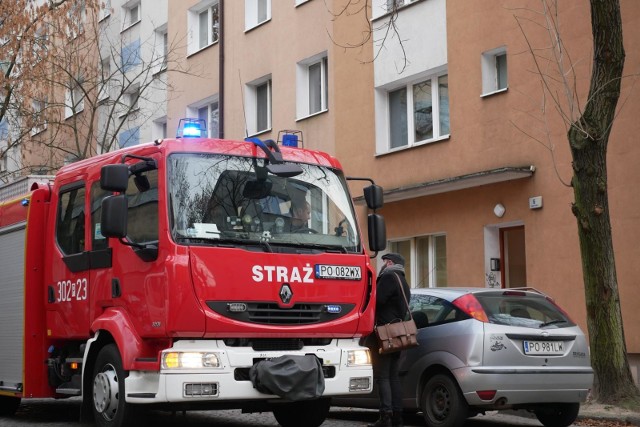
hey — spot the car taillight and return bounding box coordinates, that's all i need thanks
[476,390,496,400]
[453,294,489,322]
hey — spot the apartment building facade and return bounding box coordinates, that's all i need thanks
[334,0,640,382]
[3,0,639,382]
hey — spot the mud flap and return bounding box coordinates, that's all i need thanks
[249,355,325,401]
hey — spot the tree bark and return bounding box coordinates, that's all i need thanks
[568,0,638,403]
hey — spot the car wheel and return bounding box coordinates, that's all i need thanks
[272,398,330,427]
[92,344,138,427]
[0,396,20,416]
[534,402,580,427]
[421,373,468,427]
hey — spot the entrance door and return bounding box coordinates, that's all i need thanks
[500,226,527,288]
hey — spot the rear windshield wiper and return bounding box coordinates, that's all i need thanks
[539,319,569,328]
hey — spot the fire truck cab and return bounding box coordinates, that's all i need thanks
[0,131,385,427]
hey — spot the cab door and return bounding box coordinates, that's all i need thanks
[45,180,92,339]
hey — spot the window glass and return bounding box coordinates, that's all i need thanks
[389,240,412,286]
[57,185,86,255]
[475,293,575,329]
[258,0,268,23]
[438,75,450,135]
[413,79,432,142]
[435,234,447,286]
[91,182,112,250]
[199,9,208,48]
[256,80,270,132]
[309,61,322,114]
[389,87,407,149]
[126,169,158,244]
[409,294,468,327]
[496,53,507,90]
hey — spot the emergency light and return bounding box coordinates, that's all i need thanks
[176,118,206,138]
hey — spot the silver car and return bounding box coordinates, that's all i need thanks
[334,287,594,427]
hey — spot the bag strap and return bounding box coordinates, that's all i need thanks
[393,273,413,321]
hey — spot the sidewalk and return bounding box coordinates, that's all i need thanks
[577,402,640,426]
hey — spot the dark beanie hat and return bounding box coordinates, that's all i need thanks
[382,252,405,266]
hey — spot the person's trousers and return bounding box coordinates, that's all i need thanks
[372,350,402,412]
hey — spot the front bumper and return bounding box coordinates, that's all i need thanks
[125,339,373,404]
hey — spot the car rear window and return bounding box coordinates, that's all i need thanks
[474,292,575,328]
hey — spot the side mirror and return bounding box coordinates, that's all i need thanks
[101,164,129,192]
[101,195,128,238]
[367,213,386,252]
[364,184,383,210]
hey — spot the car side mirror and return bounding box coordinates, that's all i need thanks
[364,184,383,210]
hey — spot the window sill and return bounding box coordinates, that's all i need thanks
[376,134,450,157]
[481,87,508,98]
[186,40,219,59]
[296,109,328,122]
[31,127,47,137]
[119,107,140,119]
[152,66,167,78]
[244,18,271,34]
[99,12,111,23]
[372,0,426,22]
[121,20,141,34]
[247,128,272,138]
[64,109,84,120]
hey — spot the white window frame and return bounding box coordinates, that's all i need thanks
[126,85,140,112]
[186,95,220,138]
[481,47,508,96]
[99,0,111,21]
[66,0,86,39]
[64,80,84,119]
[245,0,271,31]
[98,58,111,101]
[384,234,447,288]
[245,76,272,136]
[152,116,168,140]
[31,100,47,136]
[376,68,449,154]
[187,0,220,55]
[154,25,169,72]
[296,53,328,120]
[295,0,311,5]
[122,0,141,31]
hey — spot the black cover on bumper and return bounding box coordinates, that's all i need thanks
[249,355,325,401]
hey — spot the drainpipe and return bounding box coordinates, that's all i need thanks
[218,0,225,139]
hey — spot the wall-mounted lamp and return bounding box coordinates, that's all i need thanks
[494,203,506,218]
[490,258,501,271]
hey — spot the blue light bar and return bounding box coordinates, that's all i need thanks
[183,122,202,137]
[176,118,207,138]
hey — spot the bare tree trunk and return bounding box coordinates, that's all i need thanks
[568,0,638,403]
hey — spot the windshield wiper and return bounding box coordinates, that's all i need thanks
[539,319,569,328]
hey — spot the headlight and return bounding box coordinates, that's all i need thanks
[347,349,371,366]
[162,352,221,369]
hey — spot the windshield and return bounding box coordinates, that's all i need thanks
[167,153,361,252]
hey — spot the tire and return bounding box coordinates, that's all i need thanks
[272,398,330,427]
[421,373,468,427]
[534,402,580,427]
[92,344,138,427]
[0,396,20,416]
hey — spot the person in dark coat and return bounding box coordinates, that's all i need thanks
[368,252,411,427]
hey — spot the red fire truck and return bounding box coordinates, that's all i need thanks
[0,125,385,427]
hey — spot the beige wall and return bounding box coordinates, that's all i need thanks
[333,0,640,359]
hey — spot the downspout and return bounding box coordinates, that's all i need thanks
[218,0,225,139]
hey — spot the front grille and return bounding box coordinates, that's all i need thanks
[207,301,354,325]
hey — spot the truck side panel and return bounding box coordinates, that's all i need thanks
[0,220,26,395]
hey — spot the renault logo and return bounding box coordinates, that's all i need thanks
[279,284,293,304]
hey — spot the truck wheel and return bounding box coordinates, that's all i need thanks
[421,373,468,427]
[0,396,20,416]
[92,344,137,427]
[272,398,330,427]
[534,402,580,427]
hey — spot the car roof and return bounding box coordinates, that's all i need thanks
[410,287,548,302]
